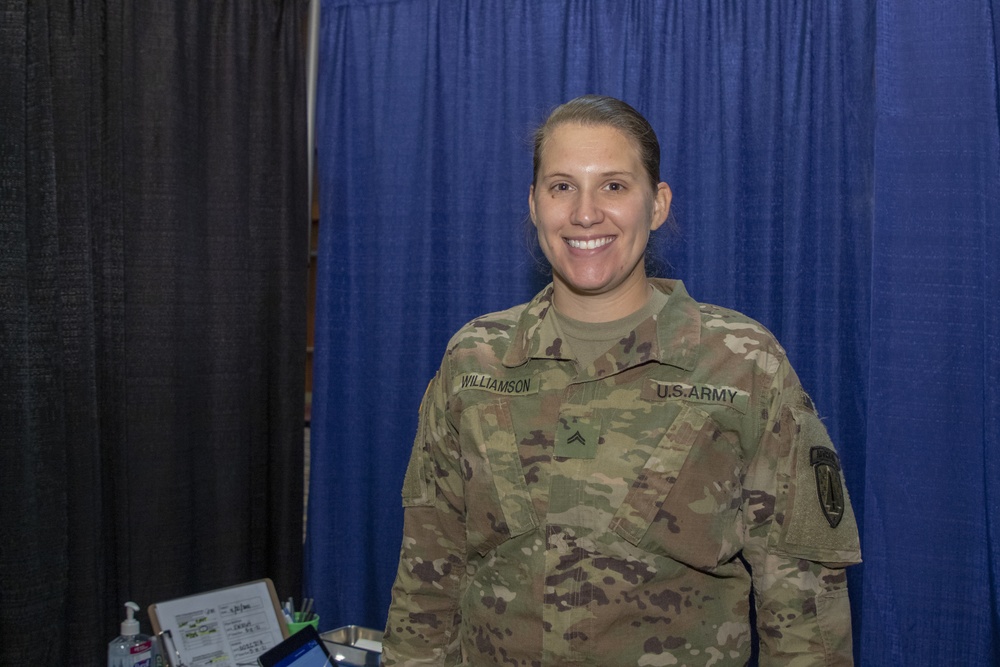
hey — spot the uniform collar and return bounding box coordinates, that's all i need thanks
[502,278,700,373]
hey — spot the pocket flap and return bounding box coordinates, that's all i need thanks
[462,400,539,555]
[610,405,741,569]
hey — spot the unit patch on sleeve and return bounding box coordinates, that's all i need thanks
[642,380,749,413]
[810,446,845,528]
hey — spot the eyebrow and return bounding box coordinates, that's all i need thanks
[541,170,637,180]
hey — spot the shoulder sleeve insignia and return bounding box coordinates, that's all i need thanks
[767,408,861,564]
[810,446,845,528]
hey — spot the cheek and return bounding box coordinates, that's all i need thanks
[533,202,562,235]
[626,201,657,232]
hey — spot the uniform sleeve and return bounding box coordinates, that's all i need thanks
[382,367,467,666]
[742,355,862,666]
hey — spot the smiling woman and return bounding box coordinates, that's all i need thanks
[529,121,671,322]
[381,95,861,667]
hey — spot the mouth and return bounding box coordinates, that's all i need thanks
[565,236,615,250]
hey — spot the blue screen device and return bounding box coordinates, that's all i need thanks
[256,624,379,667]
[256,625,334,667]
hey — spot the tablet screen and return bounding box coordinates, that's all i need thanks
[268,640,330,667]
[257,625,333,667]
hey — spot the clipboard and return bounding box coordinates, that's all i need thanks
[149,578,289,667]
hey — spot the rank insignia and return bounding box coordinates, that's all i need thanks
[554,416,600,459]
[810,447,845,528]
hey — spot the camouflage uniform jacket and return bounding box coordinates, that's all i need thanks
[383,279,861,666]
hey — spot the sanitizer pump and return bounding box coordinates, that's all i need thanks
[108,601,155,667]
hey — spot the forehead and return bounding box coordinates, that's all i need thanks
[538,122,643,170]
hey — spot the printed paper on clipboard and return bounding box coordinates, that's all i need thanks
[148,578,289,667]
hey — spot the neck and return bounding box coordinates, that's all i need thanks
[551,272,652,323]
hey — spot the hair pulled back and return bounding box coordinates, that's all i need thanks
[532,95,661,191]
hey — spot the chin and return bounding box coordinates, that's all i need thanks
[556,264,644,298]
[560,276,619,296]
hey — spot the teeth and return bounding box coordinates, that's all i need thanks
[567,237,613,250]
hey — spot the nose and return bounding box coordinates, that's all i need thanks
[571,190,604,227]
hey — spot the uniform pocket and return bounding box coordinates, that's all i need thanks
[460,399,539,556]
[609,404,742,570]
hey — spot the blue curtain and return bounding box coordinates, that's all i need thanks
[861,1,1000,664]
[306,0,1000,663]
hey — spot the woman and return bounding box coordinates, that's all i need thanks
[382,95,861,666]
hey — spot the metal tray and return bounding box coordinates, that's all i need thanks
[322,625,382,650]
[320,626,382,666]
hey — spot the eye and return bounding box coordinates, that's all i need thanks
[551,182,571,192]
[606,182,625,192]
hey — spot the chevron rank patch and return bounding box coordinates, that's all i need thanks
[554,416,601,459]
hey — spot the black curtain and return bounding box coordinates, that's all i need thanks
[0,1,308,664]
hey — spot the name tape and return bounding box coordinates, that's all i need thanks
[455,373,538,396]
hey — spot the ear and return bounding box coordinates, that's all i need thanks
[528,184,538,227]
[649,182,672,231]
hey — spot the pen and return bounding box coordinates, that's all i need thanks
[157,629,189,667]
[301,597,314,621]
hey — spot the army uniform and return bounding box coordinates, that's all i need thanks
[383,279,861,666]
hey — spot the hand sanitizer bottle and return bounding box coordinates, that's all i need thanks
[108,601,155,667]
